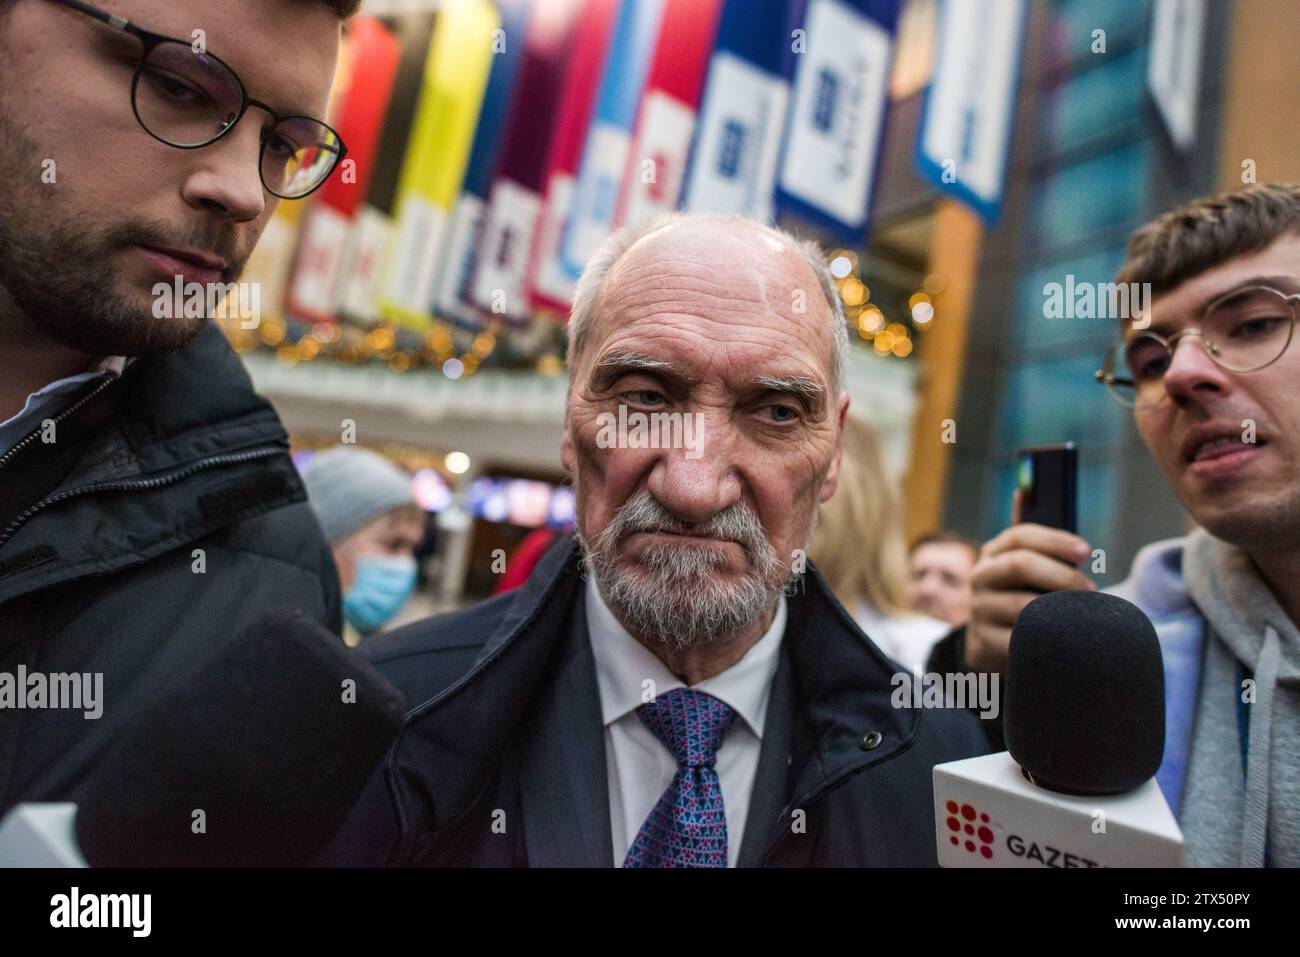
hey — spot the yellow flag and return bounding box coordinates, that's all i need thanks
[380,0,500,330]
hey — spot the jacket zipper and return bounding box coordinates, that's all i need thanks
[0,445,284,550]
[0,375,118,474]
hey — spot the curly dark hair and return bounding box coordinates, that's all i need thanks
[1116,183,1300,295]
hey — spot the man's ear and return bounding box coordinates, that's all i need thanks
[819,393,851,504]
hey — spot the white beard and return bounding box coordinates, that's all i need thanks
[576,489,791,650]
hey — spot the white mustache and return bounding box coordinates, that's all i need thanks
[603,490,767,557]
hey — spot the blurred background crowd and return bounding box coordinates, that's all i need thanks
[218,0,1299,651]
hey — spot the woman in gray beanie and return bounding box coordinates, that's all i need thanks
[302,446,424,643]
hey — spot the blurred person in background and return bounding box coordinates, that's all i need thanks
[493,526,563,595]
[930,183,1300,867]
[907,531,978,627]
[810,416,949,675]
[303,447,424,644]
[0,0,355,817]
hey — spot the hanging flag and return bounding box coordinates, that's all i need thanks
[378,0,500,330]
[242,199,309,328]
[469,0,587,324]
[615,0,724,230]
[335,205,394,325]
[775,0,900,241]
[915,0,1026,224]
[286,15,400,324]
[682,0,794,222]
[1147,0,1205,151]
[433,0,533,325]
[558,0,664,284]
[323,11,438,326]
[525,0,622,315]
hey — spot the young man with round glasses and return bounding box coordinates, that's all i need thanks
[0,0,355,815]
[931,183,1300,867]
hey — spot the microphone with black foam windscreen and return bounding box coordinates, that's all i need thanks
[933,590,1183,867]
[1005,588,1165,794]
[62,606,406,867]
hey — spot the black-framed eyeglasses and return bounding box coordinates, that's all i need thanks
[48,0,347,199]
[1095,285,1299,409]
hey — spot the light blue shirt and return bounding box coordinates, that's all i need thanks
[0,356,126,456]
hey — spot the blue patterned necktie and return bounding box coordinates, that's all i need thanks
[623,687,737,868]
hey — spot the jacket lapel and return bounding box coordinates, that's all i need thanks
[388,539,614,864]
[517,593,614,867]
[737,646,795,867]
[743,574,922,865]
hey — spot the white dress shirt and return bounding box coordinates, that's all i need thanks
[585,576,786,867]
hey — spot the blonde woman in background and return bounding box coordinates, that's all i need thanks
[811,416,949,675]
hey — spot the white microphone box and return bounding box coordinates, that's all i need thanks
[934,752,1183,868]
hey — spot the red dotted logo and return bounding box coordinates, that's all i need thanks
[944,800,994,859]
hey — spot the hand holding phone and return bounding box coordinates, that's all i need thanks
[960,443,1095,673]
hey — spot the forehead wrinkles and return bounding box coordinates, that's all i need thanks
[606,246,776,313]
[597,247,820,347]
[591,335,830,411]
[593,299,814,384]
[585,225,836,388]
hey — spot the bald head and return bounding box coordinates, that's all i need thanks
[567,214,848,394]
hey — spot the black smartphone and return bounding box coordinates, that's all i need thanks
[1016,443,1077,533]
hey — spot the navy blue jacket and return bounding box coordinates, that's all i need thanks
[320,535,990,866]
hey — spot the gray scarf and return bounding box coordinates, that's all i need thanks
[1180,527,1300,867]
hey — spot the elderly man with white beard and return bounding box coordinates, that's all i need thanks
[319,213,989,868]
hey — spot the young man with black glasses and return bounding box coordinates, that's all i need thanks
[0,0,356,814]
[932,183,1300,867]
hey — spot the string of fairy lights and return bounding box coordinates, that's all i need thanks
[218,310,568,379]
[215,250,943,377]
[827,247,946,361]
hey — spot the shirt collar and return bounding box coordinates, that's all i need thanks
[95,355,129,377]
[28,355,127,398]
[585,575,786,738]
[0,356,128,440]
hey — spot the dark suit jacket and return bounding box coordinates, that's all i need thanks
[319,535,990,866]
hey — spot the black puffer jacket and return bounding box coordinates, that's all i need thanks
[0,323,341,814]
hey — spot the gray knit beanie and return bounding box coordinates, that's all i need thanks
[301,446,417,545]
